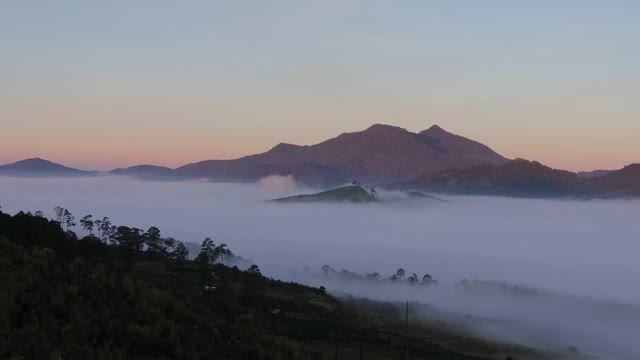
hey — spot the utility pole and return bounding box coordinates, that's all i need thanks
[405,301,409,328]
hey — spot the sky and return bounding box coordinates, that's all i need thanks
[1,0,639,171]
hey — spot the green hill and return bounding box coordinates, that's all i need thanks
[274,185,377,203]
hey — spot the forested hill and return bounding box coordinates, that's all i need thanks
[0,209,551,360]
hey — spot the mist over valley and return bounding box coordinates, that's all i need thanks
[2,175,639,358]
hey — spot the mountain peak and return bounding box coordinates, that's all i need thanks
[16,157,51,164]
[269,142,303,153]
[421,124,449,136]
[364,123,407,132]
[10,157,61,167]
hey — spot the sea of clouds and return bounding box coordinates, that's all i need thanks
[1,175,639,358]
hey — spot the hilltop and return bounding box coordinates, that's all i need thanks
[273,185,448,204]
[273,185,378,203]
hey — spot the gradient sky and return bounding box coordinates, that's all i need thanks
[1,1,639,171]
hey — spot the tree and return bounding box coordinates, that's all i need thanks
[109,225,118,242]
[94,218,103,239]
[144,226,163,255]
[54,206,65,224]
[34,210,45,218]
[99,217,113,242]
[63,209,76,234]
[422,274,433,285]
[112,226,144,253]
[408,273,418,285]
[164,236,176,249]
[195,237,216,264]
[170,242,189,264]
[80,215,95,237]
[366,272,381,281]
[247,264,261,275]
[396,268,405,280]
[214,244,233,265]
[321,264,334,276]
[163,237,176,258]
[339,269,357,279]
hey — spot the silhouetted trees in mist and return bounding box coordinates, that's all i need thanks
[319,265,438,287]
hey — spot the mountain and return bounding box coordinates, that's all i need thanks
[0,158,94,177]
[175,124,508,185]
[577,169,615,178]
[110,165,175,178]
[395,160,640,198]
[586,164,640,197]
[175,160,344,185]
[395,159,589,198]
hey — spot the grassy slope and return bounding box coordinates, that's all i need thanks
[128,260,558,360]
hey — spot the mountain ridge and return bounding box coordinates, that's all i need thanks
[1,125,637,198]
[173,124,509,184]
[393,160,640,198]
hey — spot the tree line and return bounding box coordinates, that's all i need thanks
[30,206,254,270]
[320,265,438,286]
[46,206,190,264]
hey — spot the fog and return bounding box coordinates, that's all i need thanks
[2,175,640,359]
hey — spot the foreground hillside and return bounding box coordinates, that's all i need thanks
[0,209,561,360]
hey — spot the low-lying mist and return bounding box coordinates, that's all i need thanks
[1,175,639,359]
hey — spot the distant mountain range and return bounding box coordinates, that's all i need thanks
[577,169,615,178]
[109,165,174,179]
[394,160,640,198]
[583,163,640,197]
[1,125,637,198]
